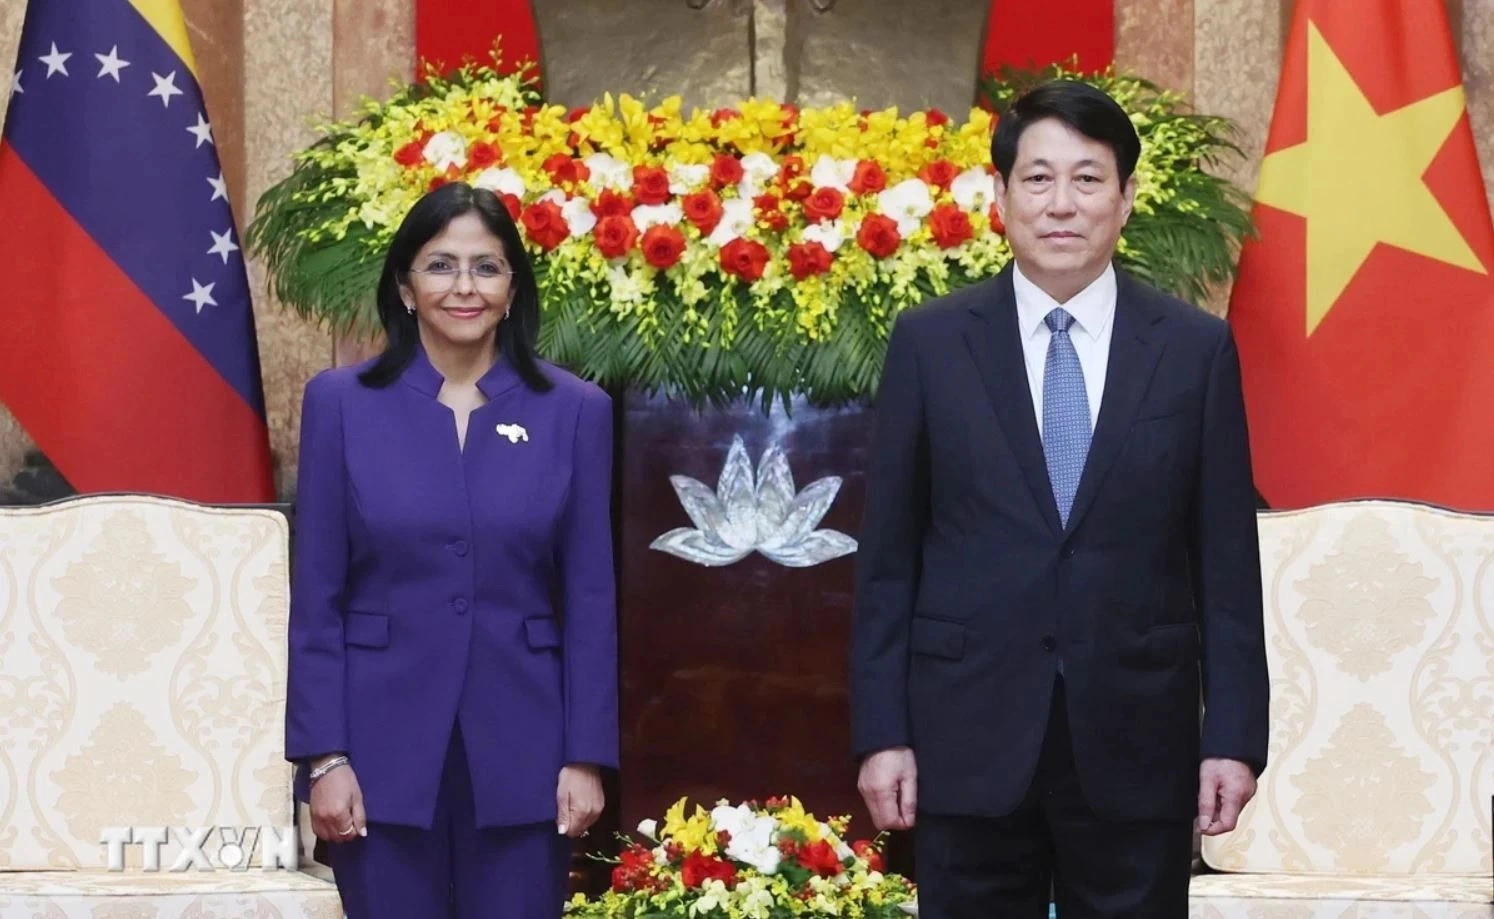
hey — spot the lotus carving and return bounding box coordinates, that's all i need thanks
[650,436,858,568]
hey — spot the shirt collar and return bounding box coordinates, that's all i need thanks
[401,340,522,400]
[1012,262,1117,343]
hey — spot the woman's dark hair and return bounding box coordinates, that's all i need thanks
[358,181,552,392]
[990,79,1142,186]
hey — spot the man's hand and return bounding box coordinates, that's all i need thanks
[1198,757,1257,836]
[557,763,605,838]
[858,747,918,831]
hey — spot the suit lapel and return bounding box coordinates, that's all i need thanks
[963,270,1064,535]
[1063,273,1167,536]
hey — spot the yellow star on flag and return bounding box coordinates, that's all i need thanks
[1254,21,1486,335]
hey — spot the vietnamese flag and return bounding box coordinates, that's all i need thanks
[1228,0,1494,511]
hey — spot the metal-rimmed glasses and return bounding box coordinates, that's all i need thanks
[406,263,514,291]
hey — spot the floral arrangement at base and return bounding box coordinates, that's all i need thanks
[247,53,1250,408]
[564,796,915,918]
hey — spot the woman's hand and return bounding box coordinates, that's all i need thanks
[556,764,604,838]
[309,758,366,843]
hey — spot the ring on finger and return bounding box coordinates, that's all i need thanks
[339,824,356,835]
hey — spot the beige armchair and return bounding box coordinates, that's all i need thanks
[1192,500,1493,917]
[0,495,341,917]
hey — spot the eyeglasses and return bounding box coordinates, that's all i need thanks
[407,264,514,290]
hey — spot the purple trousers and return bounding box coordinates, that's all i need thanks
[331,724,571,918]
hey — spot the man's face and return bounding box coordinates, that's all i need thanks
[994,117,1136,302]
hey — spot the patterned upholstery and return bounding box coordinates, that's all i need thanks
[0,496,341,915]
[1196,500,1494,915]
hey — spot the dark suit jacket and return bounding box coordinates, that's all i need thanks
[285,346,619,829]
[850,265,1269,822]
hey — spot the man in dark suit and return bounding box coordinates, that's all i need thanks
[850,80,1269,917]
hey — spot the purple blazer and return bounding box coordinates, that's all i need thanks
[285,346,619,829]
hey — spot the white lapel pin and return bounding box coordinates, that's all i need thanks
[496,423,529,444]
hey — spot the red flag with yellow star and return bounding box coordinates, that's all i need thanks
[1229,0,1494,511]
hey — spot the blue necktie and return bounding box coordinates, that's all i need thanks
[1042,308,1091,527]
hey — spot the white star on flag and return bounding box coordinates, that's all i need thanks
[148,71,182,108]
[10,70,21,96]
[187,113,214,148]
[183,278,218,314]
[39,42,71,78]
[208,229,239,263]
[95,46,130,82]
[207,173,228,202]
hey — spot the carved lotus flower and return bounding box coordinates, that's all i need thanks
[650,436,858,568]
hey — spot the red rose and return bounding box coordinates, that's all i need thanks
[593,215,640,259]
[710,107,741,127]
[786,241,833,280]
[779,154,806,185]
[926,108,950,127]
[520,200,570,251]
[641,225,687,269]
[542,154,590,187]
[856,214,902,258]
[754,194,788,232]
[632,166,672,205]
[852,840,885,873]
[567,106,589,123]
[929,203,974,249]
[796,840,844,877]
[720,238,770,282]
[710,153,745,189]
[682,189,725,235]
[784,179,813,202]
[988,203,1006,235]
[681,852,737,888]
[803,187,845,223]
[591,189,634,219]
[498,193,521,221]
[918,159,959,192]
[849,160,888,195]
[393,140,424,167]
[468,141,500,170]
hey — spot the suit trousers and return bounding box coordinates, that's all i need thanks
[914,679,1193,918]
[331,722,571,919]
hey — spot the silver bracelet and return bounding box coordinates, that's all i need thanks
[308,755,349,784]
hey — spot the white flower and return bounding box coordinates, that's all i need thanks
[652,845,669,865]
[668,162,711,194]
[651,435,859,568]
[689,879,731,915]
[537,189,567,206]
[561,197,597,238]
[706,198,755,247]
[819,822,854,860]
[421,131,467,172]
[737,151,780,198]
[878,178,934,236]
[951,167,997,211]
[632,203,684,230]
[637,818,658,839]
[801,220,848,253]
[608,264,646,304]
[472,166,525,199]
[710,804,782,874]
[810,155,858,192]
[583,152,632,190]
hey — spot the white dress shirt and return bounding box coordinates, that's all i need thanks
[1013,262,1117,436]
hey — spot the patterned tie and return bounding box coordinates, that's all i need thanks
[1042,308,1091,527]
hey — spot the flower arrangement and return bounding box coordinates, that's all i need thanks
[247,58,1250,407]
[563,796,915,918]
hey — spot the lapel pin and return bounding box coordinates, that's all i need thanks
[496,423,529,443]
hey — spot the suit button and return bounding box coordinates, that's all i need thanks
[450,539,469,557]
[1061,545,1076,559]
[451,597,469,615]
[1040,636,1057,652]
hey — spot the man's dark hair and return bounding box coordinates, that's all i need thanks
[990,79,1142,185]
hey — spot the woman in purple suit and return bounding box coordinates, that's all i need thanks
[285,182,619,917]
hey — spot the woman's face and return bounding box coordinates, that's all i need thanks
[399,211,515,351]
